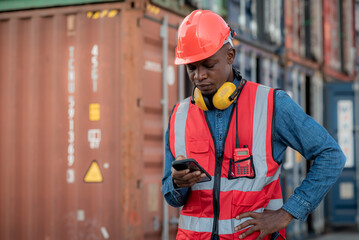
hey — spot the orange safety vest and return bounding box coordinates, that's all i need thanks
[169,81,285,240]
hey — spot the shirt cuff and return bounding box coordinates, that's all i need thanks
[281,194,312,222]
[162,175,189,207]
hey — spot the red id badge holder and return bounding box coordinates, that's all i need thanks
[228,147,255,179]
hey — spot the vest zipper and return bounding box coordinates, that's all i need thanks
[211,155,223,240]
[204,113,220,239]
[204,105,236,240]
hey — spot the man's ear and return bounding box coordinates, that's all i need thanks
[226,48,236,64]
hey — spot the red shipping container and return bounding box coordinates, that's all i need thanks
[0,1,182,239]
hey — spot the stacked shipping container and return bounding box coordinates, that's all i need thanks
[227,0,283,88]
[285,0,357,235]
[284,0,357,236]
[228,0,357,238]
[321,0,357,229]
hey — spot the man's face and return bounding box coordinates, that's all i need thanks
[186,44,235,95]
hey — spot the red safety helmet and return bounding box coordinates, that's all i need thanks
[175,10,233,65]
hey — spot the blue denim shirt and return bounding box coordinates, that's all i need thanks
[161,79,346,222]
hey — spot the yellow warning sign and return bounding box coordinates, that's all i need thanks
[84,160,103,183]
[147,4,160,15]
[87,9,119,19]
[89,103,100,121]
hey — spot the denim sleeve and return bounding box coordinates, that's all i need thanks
[161,129,189,207]
[273,90,346,222]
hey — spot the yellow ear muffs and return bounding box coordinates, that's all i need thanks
[193,88,209,111]
[212,82,237,110]
[192,82,239,111]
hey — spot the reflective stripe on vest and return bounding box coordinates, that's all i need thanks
[252,85,270,177]
[178,197,283,235]
[179,208,264,235]
[174,98,190,158]
[191,170,280,192]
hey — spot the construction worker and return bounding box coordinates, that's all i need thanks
[162,10,345,240]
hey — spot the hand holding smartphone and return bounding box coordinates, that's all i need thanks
[172,158,211,182]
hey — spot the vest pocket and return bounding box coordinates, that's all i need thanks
[232,191,269,215]
[228,155,255,179]
[188,139,210,171]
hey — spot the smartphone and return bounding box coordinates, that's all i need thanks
[172,158,212,182]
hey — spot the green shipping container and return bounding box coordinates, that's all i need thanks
[150,0,195,16]
[198,0,227,18]
[150,0,227,18]
[0,0,122,12]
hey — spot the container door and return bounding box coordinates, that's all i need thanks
[0,3,145,239]
[141,6,182,240]
[325,82,357,226]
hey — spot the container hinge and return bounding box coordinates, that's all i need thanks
[160,16,168,39]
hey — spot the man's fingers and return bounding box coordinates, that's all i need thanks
[174,177,198,186]
[175,175,203,185]
[238,226,259,239]
[236,211,258,220]
[234,219,255,231]
[175,155,186,160]
[173,169,204,188]
[171,167,190,177]
[174,170,202,181]
[172,155,207,188]
[183,170,202,180]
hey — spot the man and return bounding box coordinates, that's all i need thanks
[162,10,345,240]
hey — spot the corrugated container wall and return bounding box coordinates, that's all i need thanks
[233,43,282,88]
[227,0,284,89]
[227,0,283,46]
[150,0,195,16]
[285,0,323,64]
[0,1,182,239]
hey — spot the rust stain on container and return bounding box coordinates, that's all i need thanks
[0,1,182,239]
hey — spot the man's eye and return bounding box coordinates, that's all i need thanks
[187,66,196,71]
[205,64,215,69]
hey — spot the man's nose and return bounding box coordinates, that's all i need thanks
[194,67,207,81]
